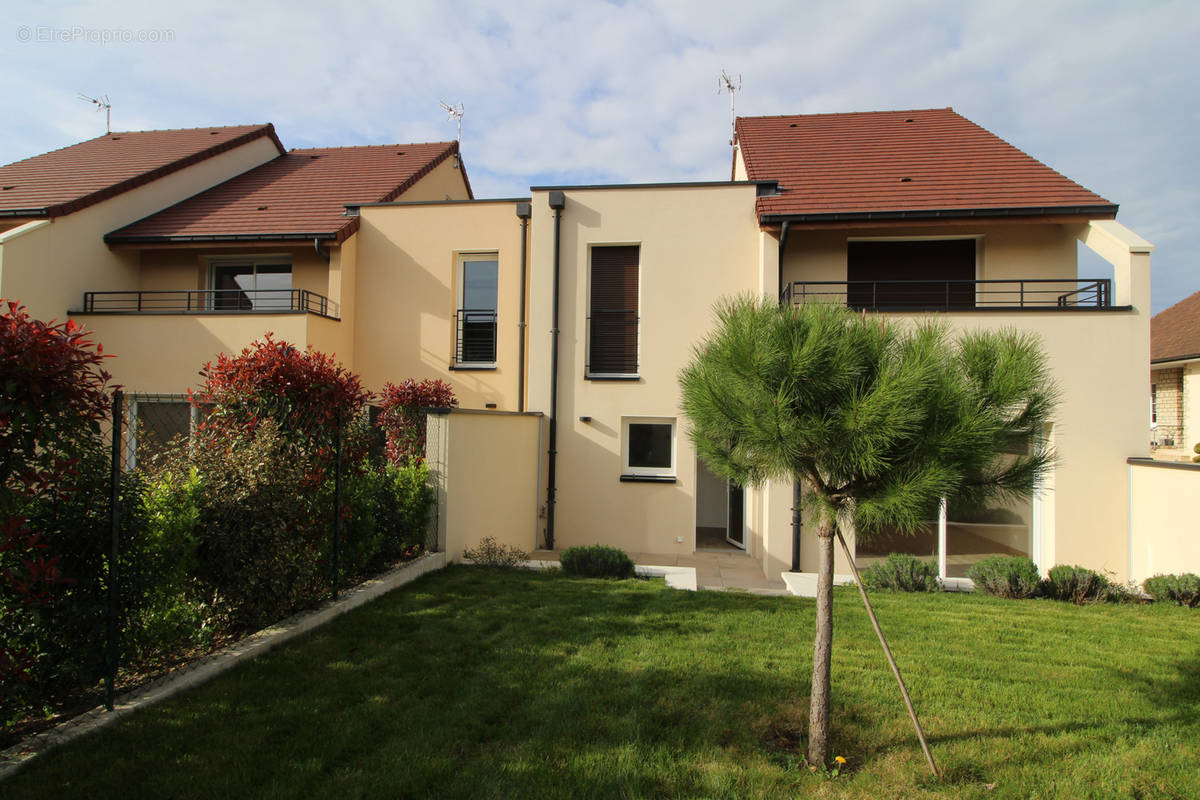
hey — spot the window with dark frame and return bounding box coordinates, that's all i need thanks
[1151,383,1157,424]
[589,245,639,376]
[210,259,292,311]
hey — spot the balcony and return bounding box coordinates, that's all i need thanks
[780,278,1113,312]
[81,289,339,319]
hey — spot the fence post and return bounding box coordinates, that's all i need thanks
[332,408,342,601]
[105,389,123,712]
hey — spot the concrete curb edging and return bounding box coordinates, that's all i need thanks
[0,551,447,783]
[504,558,699,591]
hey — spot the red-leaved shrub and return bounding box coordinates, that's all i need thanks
[377,379,457,465]
[1,300,111,690]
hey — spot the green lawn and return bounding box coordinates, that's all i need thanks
[5,566,1199,799]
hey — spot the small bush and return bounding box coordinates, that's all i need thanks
[462,536,529,567]
[967,555,1042,599]
[1143,573,1200,607]
[1042,564,1121,604]
[560,545,635,579]
[860,553,940,592]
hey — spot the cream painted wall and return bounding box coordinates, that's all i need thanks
[353,200,526,403]
[397,155,472,203]
[1129,461,1200,580]
[71,311,317,391]
[525,185,762,557]
[436,410,543,561]
[0,136,280,322]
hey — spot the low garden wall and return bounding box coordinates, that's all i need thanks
[1128,457,1200,581]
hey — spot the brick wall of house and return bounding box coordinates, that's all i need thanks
[1152,367,1184,444]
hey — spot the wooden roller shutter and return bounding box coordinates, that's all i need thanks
[589,245,639,375]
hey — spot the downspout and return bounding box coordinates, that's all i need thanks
[778,220,801,573]
[545,190,566,550]
[515,202,532,413]
[314,237,330,262]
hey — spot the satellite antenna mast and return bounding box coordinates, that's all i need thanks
[78,93,112,134]
[439,101,464,142]
[718,70,741,148]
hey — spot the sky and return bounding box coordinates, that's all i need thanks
[1,0,1197,313]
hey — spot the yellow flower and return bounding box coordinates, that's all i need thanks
[834,756,847,765]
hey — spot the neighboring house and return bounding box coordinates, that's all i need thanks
[0,107,1157,588]
[1150,289,1200,455]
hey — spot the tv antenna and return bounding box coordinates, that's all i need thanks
[439,101,464,142]
[78,93,112,134]
[718,70,741,147]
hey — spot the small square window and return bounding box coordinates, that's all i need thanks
[622,417,675,479]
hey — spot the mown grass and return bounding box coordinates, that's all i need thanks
[5,566,1199,799]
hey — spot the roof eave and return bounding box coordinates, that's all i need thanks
[759,204,1120,225]
[105,231,341,245]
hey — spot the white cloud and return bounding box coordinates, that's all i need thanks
[1,0,1196,310]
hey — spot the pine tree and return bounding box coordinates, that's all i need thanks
[680,297,1056,769]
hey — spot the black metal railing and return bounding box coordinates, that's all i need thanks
[455,308,497,364]
[81,289,340,319]
[587,309,639,375]
[780,278,1112,311]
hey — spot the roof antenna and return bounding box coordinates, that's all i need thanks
[78,93,112,134]
[439,101,464,142]
[718,70,741,148]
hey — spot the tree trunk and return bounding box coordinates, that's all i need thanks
[808,521,835,767]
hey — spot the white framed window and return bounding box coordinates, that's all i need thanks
[208,255,292,311]
[454,253,498,367]
[621,416,676,480]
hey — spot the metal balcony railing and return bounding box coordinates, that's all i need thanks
[455,308,497,365]
[81,289,339,319]
[780,278,1112,311]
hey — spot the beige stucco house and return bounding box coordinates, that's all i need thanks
[0,108,1162,588]
[1150,289,1200,457]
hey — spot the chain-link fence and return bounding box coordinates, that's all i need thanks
[2,390,435,744]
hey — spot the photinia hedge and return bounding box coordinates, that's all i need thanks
[1,300,112,689]
[377,379,457,465]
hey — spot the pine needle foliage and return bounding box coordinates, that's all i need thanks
[679,296,1057,540]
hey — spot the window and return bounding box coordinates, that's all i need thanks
[455,254,498,366]
[210,257,292,311]
[588,245,639,377]
[1151,383,1157,424]
[621,417,675,480]
[847,239,977,310]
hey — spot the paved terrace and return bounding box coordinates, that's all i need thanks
[529,549,789,595]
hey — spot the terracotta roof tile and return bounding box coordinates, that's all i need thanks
[1152,289,1200,362]
[735,108,1116,222]
[0,125,284,218]
[107,141,462,244]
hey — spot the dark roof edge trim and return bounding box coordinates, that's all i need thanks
[1128,457,1200,472]
[1151,353,1200,365]
[529,180,775,191]
[106,231,340,244]
[45,124,286,219]
[760,204,1119,225]
[346,197,531,210]
[0,208,50,218]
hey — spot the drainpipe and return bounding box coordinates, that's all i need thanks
[515,202,532,413]
[777,220,801,572]
[545,190,565,550]
[314,237,330,262]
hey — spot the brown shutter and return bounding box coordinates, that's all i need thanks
[589,245,639,375]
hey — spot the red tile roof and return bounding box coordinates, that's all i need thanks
[1152,290,1200,363]
[735,108,1116,223]
[0,125,284,218]
[107,141,464,244]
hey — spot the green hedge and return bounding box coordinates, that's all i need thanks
[560,545,635,579]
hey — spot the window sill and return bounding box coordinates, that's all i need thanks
[620,474,677,484]
[450,364,497,371]
[586,374,641,382]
